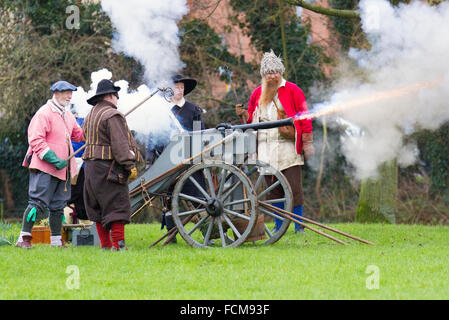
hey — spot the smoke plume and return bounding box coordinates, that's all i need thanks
[71,67,178,151]
[100,0,188,87]
[70,1,190,146]
[316,0,449,180]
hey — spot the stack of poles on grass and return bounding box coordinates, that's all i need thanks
[259,202,374,246]
[148,201,375,247]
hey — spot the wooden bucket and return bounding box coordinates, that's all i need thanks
[31,226,67,244]
[232,214,266,242]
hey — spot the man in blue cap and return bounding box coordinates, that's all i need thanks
[16,80,84,249]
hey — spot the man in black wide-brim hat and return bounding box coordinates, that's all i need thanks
[83,79,143,251]
[169,74,204,131]
[146,74,206,243]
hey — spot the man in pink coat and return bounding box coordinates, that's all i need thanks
[16,80,84,249]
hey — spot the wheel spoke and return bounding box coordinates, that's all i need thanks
[264,224,274,238]
[262,198,286,204]
[179,193,207,206]
[222,213,241,239]
[259,207,287,221]
[188,176,211,200]
[222,180,243,202]
[223,208,250,221]
[258,180,280,199]
[203,216,215,245]
[223,198,251,207]
[216,168,228,198]
[254,174,264,191]
[217,218,226,248]
[178,208,206,217]
[244,165,258,177]
[204,168,216,198]
[187,214,209,236]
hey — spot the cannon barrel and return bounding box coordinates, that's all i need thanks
[216,117,294,132]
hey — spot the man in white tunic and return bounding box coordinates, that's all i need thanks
[236,50,315,233]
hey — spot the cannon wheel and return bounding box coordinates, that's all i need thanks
[240,161,293,245]
[171,162,258,248]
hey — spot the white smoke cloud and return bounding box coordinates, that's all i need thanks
[71,1,190,146]
[71,68,179,147]
[318,0,449,180]
[71,68,113,118]
[100,0,188,87]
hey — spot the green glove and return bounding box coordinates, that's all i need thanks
[43,149,67,170]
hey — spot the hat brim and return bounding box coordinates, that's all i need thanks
[52,88,77,92]
[50,81,77,92]
[175,78,197,96]
[87,86,121,106]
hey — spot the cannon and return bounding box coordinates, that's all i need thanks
[128,118,297,248]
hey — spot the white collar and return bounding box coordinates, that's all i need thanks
[279,78,287,88]
[172,97,186,108]
[49,97,66,115]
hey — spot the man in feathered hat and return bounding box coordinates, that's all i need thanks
[235,50,315,234]
[16,80,84,248]
[82,79,143,250]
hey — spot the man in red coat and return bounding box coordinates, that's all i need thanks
[236,50,314,233]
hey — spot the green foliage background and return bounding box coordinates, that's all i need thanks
[0,0,447,223]
[0,0,143,210]
[230,0,329,96]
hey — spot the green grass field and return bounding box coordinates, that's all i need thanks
[1,222,448,300]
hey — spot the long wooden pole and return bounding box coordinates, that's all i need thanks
[260,201,374,245]
[263,205,348,245]
[149,224,177,248]
[149,213,196,248]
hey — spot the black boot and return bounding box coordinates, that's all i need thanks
[165,214,177,244]
[112,240,128,251]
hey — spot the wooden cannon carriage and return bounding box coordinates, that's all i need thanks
[128,118,298,248]
[128,117,374,248]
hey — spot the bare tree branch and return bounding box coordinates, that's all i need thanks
[284,0,360,19]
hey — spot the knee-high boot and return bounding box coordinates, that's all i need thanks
[164,214,177,244]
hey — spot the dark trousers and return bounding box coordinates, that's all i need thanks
[264,165,303,207]
[69,167,88,220]
[21,170,70,235]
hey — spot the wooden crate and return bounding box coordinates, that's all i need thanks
[31,226,67,244]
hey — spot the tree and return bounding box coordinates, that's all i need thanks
[355,160,398,224]
[230,0,329,97]
[0,1,143,213]
[285,0,360,19]
[178,18,256,126]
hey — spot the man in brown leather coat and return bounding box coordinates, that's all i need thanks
[82,79,143,250]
